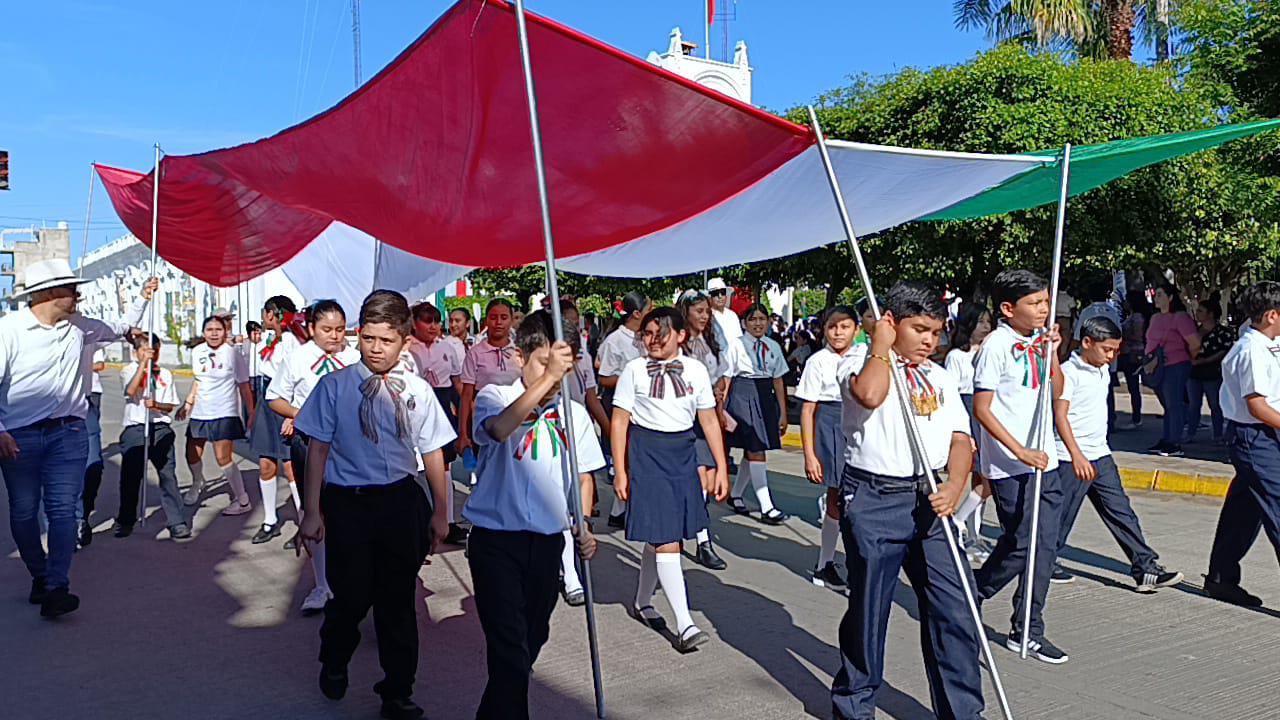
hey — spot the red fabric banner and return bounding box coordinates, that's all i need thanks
[97,0,812,287]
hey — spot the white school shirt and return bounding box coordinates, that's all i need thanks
[407,336,463,389]
[685,334,729,381]
[944,348,976,395]
[795,347,847,403]
[836,344,970,476]
[256,331,302,380]
[0,299,147,433]
[1220,328,1280,425]
[266,341,361,409]
[726,334,788,379]
[190,342,250,421]
[973,323,1059,479]
[1054,352,1111,462]
[121,362,178,427]
[566,348,598,404]
[713,307,743,343]
[295,363,456,487]
[612,355,715,432]
[465,380,605,535]
[89,349,107,395]
[596,326,644,378]
[461,338,520,391]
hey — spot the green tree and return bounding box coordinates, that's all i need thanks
[954,0,1175,61]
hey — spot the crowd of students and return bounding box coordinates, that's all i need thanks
[5,254,1280,720]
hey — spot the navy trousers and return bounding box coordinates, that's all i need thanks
[832,466,984,720]
[1207,424,1280,584]
[975,468,1062,641]
[1058,455,1159,576]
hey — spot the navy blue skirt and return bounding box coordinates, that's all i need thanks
[726,376,781,453]
[187,417,245,442]
[249,377,291,461]
[624,426,709,545]
[813,401,845,489]
[433,385,459,465]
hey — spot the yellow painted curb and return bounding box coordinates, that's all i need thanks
[1118,467,1156,492]
[782,428,802,449]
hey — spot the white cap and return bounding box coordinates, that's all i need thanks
[706,277,730,293]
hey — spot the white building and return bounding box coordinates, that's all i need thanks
[646,27,752,104]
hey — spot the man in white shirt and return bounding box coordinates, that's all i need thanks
[0,259,155,618]
[707,277,742,344]
[1205,281,1280,608]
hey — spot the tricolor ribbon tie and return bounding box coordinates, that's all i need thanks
[753,339,769,374]
[260,331,281,362]
[647,359,691,399]
[311,353,347,376]
[897,356,941,417]
[1011,329,1051,389]
[514,406,569,461]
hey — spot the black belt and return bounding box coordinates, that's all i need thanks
[20,416,83,431]
[843,464,934,494]
[325,475,415,496]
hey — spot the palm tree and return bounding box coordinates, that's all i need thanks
[954,0,1175,61]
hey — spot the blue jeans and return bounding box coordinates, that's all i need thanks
[1,418,90,589]
[1155,362,1192,445]
[1185,377,1224,440]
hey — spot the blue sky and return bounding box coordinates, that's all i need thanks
[0,1,988,257]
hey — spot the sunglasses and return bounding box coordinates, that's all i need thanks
[709,288,728,297]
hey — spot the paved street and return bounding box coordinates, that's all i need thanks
[2,376,1279,720]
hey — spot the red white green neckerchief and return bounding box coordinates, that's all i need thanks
[514,404,569,461]
[897,355,941,417]
[1011,328,1051,389]
[260,312,304,362]
[310,351,347,377]
[752,337,770,373]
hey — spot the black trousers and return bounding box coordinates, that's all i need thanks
[468,527,564,720]
[1208,424,1280,584]
[319,478,431,701]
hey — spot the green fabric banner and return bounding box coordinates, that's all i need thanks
[923,118,1280,221]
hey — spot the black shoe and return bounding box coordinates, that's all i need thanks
[758,508,788,526]
[1134,567,1183,593]
[1050,565,1074,584]
[606,513,626,529]
[379,697,425,720]
[40,587,80,619]
[629,604,667,631]
[318,664,348,700]
[113,522,134,538]
[561,585,585,606]
[169,523,193,541]
[695,541,727,570]
[1204,578,1264,607]
[1005,632,1068,664]
[29,577,48,605]
[1157,443,1185,458]
[78,521,94,548]
[284,535,298,551]
[443,523,470,546]
[674,625,710,653]
[1146,440,1169,454]
[812,562,848,590]
[251,523,282,544]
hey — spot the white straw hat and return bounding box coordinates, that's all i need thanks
[15,259,90,298]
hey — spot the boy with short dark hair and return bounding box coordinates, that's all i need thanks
[1205,281,1280,607]
[1054,316,1182,592]
[465,309,602,718]
[831,281,982,720]
[973,269,1069,664]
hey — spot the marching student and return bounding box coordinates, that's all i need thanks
[114,333,188,540]
[971,269,1068,664]
[796,305,857,590]
[179,315,254,513]
[831,282,980,720]
[725,303,789,525]
[677,289,731,570]
[612,307,729,653]
[407,302,469,546]
[249,295,307,544]
[597,291,652,528]
[946,302,995,562]
[457,299,520,473]
[296,290,453,720]
[269,299,360,614]
[465,310,602,716]
[1053,316,1184,592]
[1204,281,1280,608]
[447,307,475,350]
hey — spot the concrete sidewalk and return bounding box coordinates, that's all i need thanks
[2,378,1277,719]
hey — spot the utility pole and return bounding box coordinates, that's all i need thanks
[352,0,363,87]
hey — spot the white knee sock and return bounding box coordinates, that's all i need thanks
[259,477,278,526]
[635,544,659,610]
[610,497,627,518]
[957,489,984,525]
[561,530,582,593]
[731,461,751,499]
[818,515,840,567]
[311,540,329,594]
[655,552,696,634]
[222,463,247,503]
[288,482,303,517]
[696,489,711,544]
[446,479,456,523]
[188,462,206,490]
[748,461,776,514]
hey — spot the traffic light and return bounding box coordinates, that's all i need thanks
[0,150,8,191]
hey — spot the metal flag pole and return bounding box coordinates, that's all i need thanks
[512,1,606,717]
[807,106,1014,720]
[139,143,163,527]
[78,163,95,278]
[1019,143,1071,659]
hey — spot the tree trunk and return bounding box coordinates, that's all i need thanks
[1105,0,1135,60]
[1153,0,1171,62]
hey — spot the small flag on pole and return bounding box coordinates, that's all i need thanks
[0,150,9,191]
[708,0,715,25]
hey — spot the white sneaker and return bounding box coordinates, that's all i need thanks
[301,586,332,614]
[221,496,252,516]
